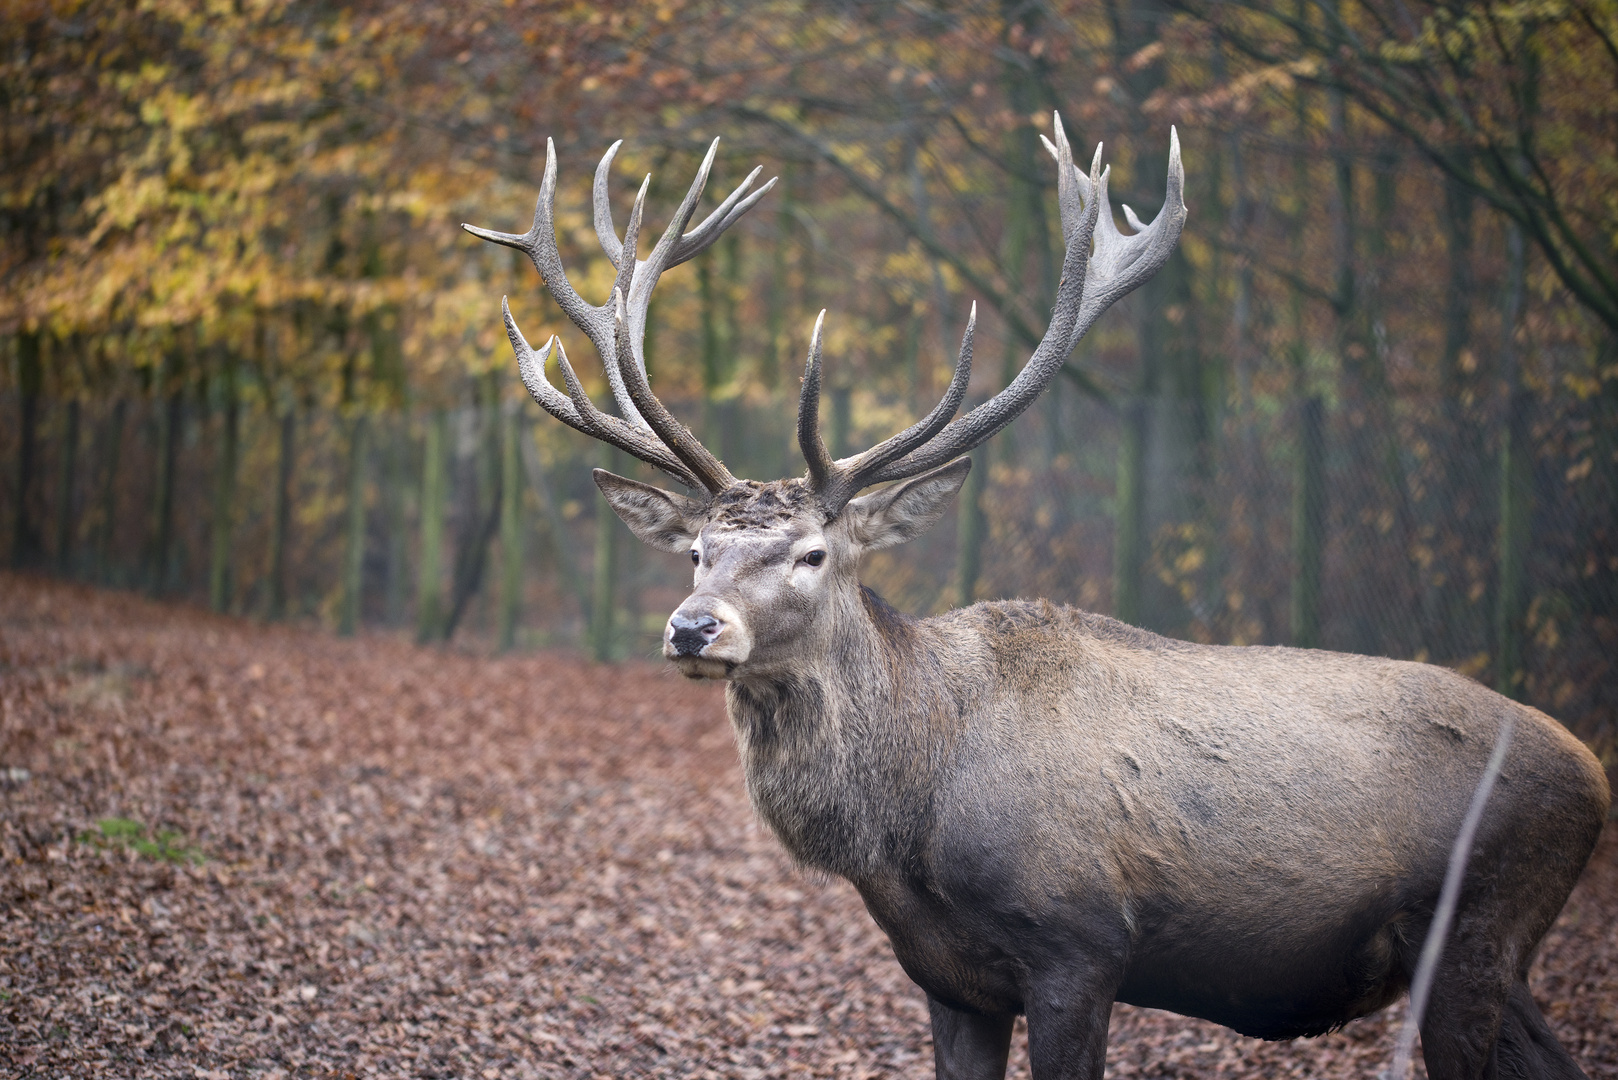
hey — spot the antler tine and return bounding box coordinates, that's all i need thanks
[593,143,776,273]
[594,173,654,423]
[463,140,609,364]
[1066,126,1186,351]
[670,168,778,267]
[856,116,1102,485]
[1040,118,1103,250]
[617,138,725,393]
[500,298,702,488]
[592,140,626,268]
[612,289,737,493]
[552,338,704,489]
[806,304,977,511]
[505,300,586,432]
[858,118,1186,487]
[796,311,835,491]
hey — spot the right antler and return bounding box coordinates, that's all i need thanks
[799,114,1186,515]
[463,138,775,494]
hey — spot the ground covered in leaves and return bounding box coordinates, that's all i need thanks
[2,572,1614,1079]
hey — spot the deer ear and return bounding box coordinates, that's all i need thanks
[593,470,706,552]
[844,458,972,551]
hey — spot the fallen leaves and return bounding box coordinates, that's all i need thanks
[1,572,1613,1078]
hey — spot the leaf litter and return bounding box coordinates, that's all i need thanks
[2,573,1613,1078]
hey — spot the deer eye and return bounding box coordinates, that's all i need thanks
[690,549,700,566]
[801,550,826,568]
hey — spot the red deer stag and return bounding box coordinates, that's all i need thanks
[465,118,1609,1080]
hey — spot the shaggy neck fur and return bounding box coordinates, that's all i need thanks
[724,587,962,884]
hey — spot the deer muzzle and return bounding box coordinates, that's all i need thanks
[664,601,750,679]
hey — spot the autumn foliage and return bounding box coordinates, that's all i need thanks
[3,3,1616,743]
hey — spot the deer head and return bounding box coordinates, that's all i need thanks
[464,117,1185,680]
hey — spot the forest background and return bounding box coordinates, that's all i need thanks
[3,0,1615,757]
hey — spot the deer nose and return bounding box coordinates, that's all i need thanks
[669,613,722,657]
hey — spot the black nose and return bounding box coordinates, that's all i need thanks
[669,613,721,657]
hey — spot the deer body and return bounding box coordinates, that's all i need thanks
[728,594,1606,1051]
[466,118,1608,1079]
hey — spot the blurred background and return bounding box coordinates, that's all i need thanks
[2,0,1613,756]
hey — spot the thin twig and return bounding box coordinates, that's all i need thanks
[1386,715,1518,1080]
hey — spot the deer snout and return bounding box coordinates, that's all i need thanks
[664,600,751,679]
[668,612,722,657]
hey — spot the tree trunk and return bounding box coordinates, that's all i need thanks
[1280,72,1324,648]
[498,408,524,651]
[149,379,183,596]
[12,330,44,567]
[764,162,796,394]
[209,365,240,612]
[268,404,295,620]
[1435,170,1480,661]
[828,385,852,461]
[95,398,126,584]
[519,434,592,629]
[590,443,624,662]
[954,449,988,609]
[338,413,368,636]
[444,387,504,642]
[698,245,731,463]
[1113,399,1147,626]
[1291,394,1326,648]
[1495,223,1531,698]
[416,410,447,643]
[382,415,410,626]
[54,397,80,573]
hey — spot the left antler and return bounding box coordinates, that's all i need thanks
[463,138,775,494]
[799,114,1186,514]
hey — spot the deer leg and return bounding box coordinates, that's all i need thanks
[928,995,1015,1080]
[1414,917,1516,1080]
[1022,974,1114,1080]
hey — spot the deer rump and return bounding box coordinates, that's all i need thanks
[466,117,1610,1080]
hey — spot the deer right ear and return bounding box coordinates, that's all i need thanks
[593,470,706,552]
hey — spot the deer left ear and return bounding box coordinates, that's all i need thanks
[845,458,972,551]
[593,470,707,552]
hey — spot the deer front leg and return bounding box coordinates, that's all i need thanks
[1022,973,1115,1080]
[929,995,1015,1080]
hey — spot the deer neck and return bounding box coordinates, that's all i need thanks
[724,586,952,882]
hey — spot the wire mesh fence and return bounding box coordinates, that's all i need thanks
[3,359,1613,759]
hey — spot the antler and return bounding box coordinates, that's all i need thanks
[799,114,1187,512]
[463,138,775,494]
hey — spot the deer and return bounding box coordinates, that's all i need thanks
[464,116,1610,1080]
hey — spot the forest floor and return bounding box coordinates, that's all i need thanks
[1,571,1614,1080]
